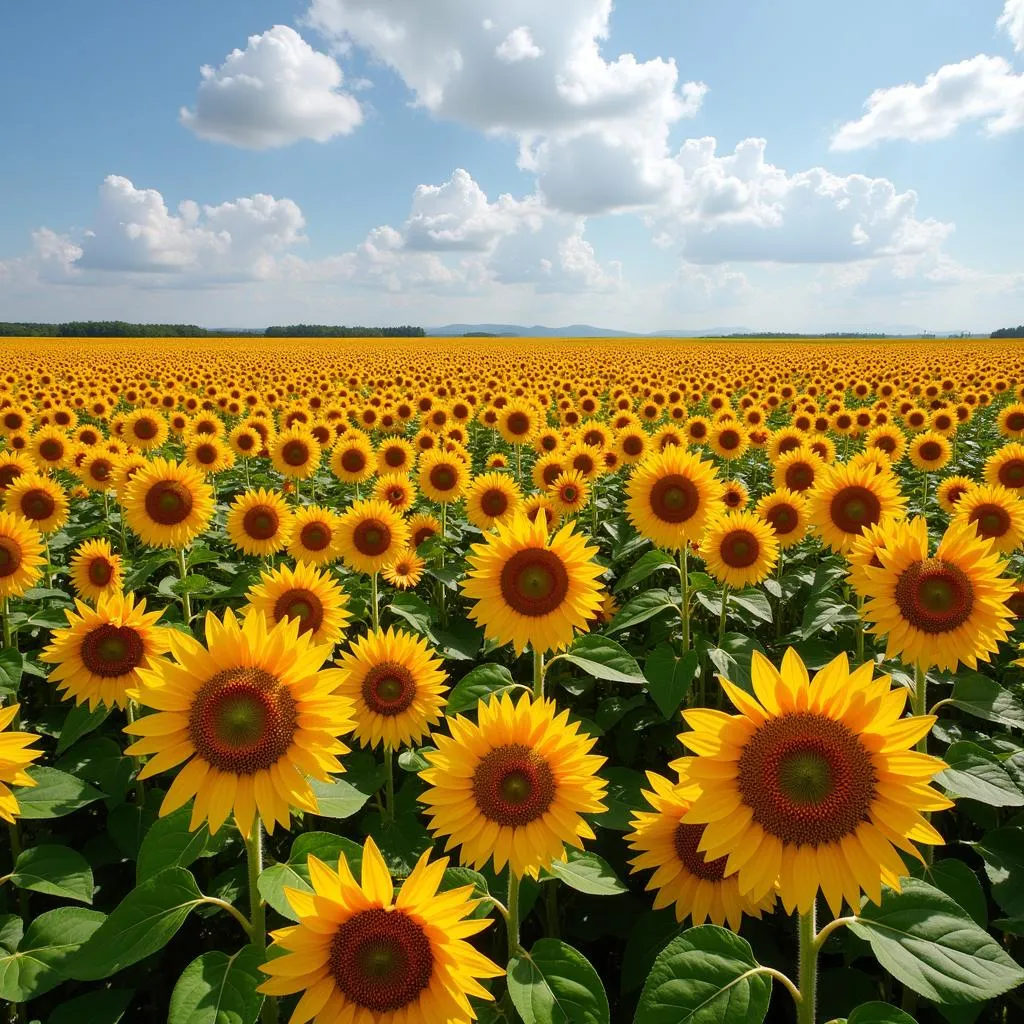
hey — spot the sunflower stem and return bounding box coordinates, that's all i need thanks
[797,902,818,1024]
[913,662,934,866]
[370,572,380,633]
[1,597,12,651]
[384,746,395,823]
[125,700,146,806]
[717,584,729,648]
[438,503,448,628]
[44,535,52,588]
[679,546,690,654]
[506,871,523,958]
[855,594,864,664]
[532,648,545,699]
[176,546,192,628]
[245,822,279,1024]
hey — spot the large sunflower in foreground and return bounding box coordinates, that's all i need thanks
[625,447,724,551]
[626,767,775,931]
[461,512,603,655]
[123,458,215,550]
[336,499,411,576]
[332,627,447,750]
[124,608,354,836]
[257,836,503,1024]
[679,648,950,915]
[244,561,351,648]
[807,461,906,554]
[420,692,607,877]
[0,510,46,600]
[700,510,779,589]
[0,704,42,824]
[852,517,1014,671]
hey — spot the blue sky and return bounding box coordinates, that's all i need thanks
[1,0,1022,332]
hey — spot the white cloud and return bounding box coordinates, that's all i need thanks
[496,26,543,63]
[830,55,1024,150]
[999,0,1024,51]
[180,25,363,149]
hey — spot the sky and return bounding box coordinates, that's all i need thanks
[1,0,1023,333]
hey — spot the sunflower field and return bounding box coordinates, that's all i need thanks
[2,336,1024,1024]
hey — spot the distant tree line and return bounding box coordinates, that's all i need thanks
[992,325,1024,338]
[723,332,891,339]
[0,322,425,338]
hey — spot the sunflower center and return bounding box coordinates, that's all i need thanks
[39,439,63,461]
[0,538,23,578]
[329,908,434,1013]
[830,485,882,534]
[765,504,798,534]
[472,743,556,826]
[542,463,562,486]
[80,624,145,678]
[562,485,578,502]
[90,460,112,482]
[0,466,22,488]
[299,522,331,551]
[134,418,158,440]
[282,440,309,467]
[341,449,366,473]
[481,489,509,517]
[893,557,974,633]
[87,557,114,586]
[243,506,279,541]
[785,463,814,491]
[719,429,740,450]
[1006,590,1024,619]
[386,486,405,505]
[998,459,1024,488]
[1007,412,1024,432]
[623,436,643,455]
[21,488,55,521]
[499,548,570,617]
[506,412,530,436]
[272,587,324,635]
[429,465,456,491]
[188,667,297,773]
[196,443,217,465]
[353,519,391,556]
[919,441,942,462]
[673,822,728,881]
[945,485,968,505]
[723,489,743,508]
[969,503,1011,539]
[361,662,416,716]
[145,480,193,526]
[649,475,700,523]
[737,711,877,846]
[720,529,760,568]
[874,436,897,454]
[384,448,405,468]
[412,526,436,548]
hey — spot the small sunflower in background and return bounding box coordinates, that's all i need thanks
[997,402,1024,440]
[418,449,468,505]
[374,436,415,476]
[0,510,45,600]
[336,499,410,575]
[185,433,235,475]
[721,480,749,511]
[936,475,974,514]
[547,469,590,519]
[330,432,375,485]
[772,447,825,494]
[700,510,779,589]
[407,512,442,550]
[464,471,522,531]
[287,505,341,565]
[755,488,808,549]
[0,450,31,491]
[245,561,350,648]
[382,546,425,590]
[522,493,558,531]
[270,425,321,480]
[985,441,1024,493]
[807,461,906,554]
[123,458,215,550]
[69,537,123,603]
[373,472,417,515]
[908,431,952,473]
[123,409,169,451]
[29,426,71,472]
[226,487,294,558]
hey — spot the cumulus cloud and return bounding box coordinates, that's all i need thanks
[180,25,363,149]
[1000,0,1024,51]
[496,27,543,63]
[830,55,1024,150]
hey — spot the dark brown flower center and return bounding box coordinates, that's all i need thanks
[718,429,740,451]
[341,449,366,473]
[499,547,570,616]
[412,525,436,548]
[39,439,63,462]
[89,459,113,482]
[506,411,530,436]
[785,462,815,491]
[998,459,1024,489]
[777,436,801,455]
[243,505,279,541]
[765,504,798,535]
[918,441,942,462]
[0,465,22,489]
[299,522,331,551]
[894,557,974,633]
[272,587,324,635]
[21,488,55,522]
[480,488,509,518]
[623,435,643,456]
[361,662,416,716]
[80,624,145,678]
[649,474,700,523]
[134,418,158,440]
[541,463,563,487]
[282,440,310,467]
[1006,412,1024,432]
[719,529,760,568]
[673,822,728,881]
[472,743,556,826]
[87,557,114,587]
[873,435,897,454]
[145,480,193,525]
[195,443,218,465]
[429,465,457,492]
[354,518,392,557]
[0,537,23,578]
[969,502,1011,539]
[384,447,406,468]
[829,485,882,534]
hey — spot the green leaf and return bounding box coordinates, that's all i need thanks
[137,805,212,883]
[973,827,1024,919]
[55,737,134,806]
[68,867,205,981]
[48,988,134,1024]
[728,589,773,626]
[633,924,771,1024]
[387,593,434,634]
[937,742,1024,807]
[168,945,265,1024]
[608,589,677,634]
[621,910,682,994]
[908,858,986,928]
[557,634,645,684]
[308,772,378,819]
[258,832,364,921]
[945,673,1024,730]
[847,1003,919,1024]
[848,878,1024,1004]
[446,664,518,716]
[10,766,104,818]
[645,645,698,720]
[0,907,106,1002]
[0,649,23,698]
[10,844,93,903]
[798,596,859,639]
[397,746,435,772]
[508,938,610,1024]
[547,850,627,896]
[614,550,677,593]
[55,702,110,755]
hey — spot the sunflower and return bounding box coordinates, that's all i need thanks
[564,442,603,481]
[936,475,974,514]
[123,409,169,451]
[700,511,779,589]
[124,608,354,836]
[547,470,590,518]
[465,471,523,531]
[226,488,295,558]
[256,836,503,1024]
[710,422,748,461]
[985,442,1024,492]
[953,483,1024,554]
[497,402,537,446]
[522,494,558,531]
[626,769,775,930]
[721,481,749,511]
[420,692,608,876]
[336,500,411,575]
[0,450,30,491]
[112,453,149,502]
[228,423,261,459]
[69,537,123,603]
[330,433,375,485]
[755,489,808,549]
[772,448,825,494]
[626,447,724,551]
[288,505,341,565]
[615,427,648,465]
[854,517,1015,671]
[124,458,215,550]
[373,473,417,515]
[418,450,468,505]
[41,591,170,710]
[908,431,951,473]
[332,627,446,750]
[29,426,71,472]
[383,547,426,590]
[3,471,68,535]
[486,453,509,469]
[0,705,42,824]
[245,561,350,648]
[864,424,907,464]
[532,453,567,491]
[78,450,118,492]
[407,512,442,550]
[461,513,603,655]
[185,433,235,475]
[998,402,1024,439]
[807,462,906,554]
[0,510,45,599]
[271,426,322,481]
[375,437,416,476]
[679,648,951,915]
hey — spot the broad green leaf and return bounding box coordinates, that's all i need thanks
[68,867,205,980]
[10,844,93,904]
[55,737,134,806]
[397,746,435,772]
[168,945,265,1024]
[308,773,378,819]
[55,702,110,755]
[0,907,105,1002]
[10,766,104,818]
[912,858,987,927]
[440,866,494,918]
[728,589,773,626]
[608,589,677,634]
[557,634,645,684]
[847,1003,918,1024]
[258,832,364,921]
[446,664,517,716]
[645,645,698,720]
[633,924,771,1024]
[0,649,23,697]
[387,593,434,634]
[614,550,677,593]
[594,695,645,733]
[704,632,766,694]
[137,805,212,882]
[945,673,1024,730]
[620,910,683,994]
[799,596,859,639]
[973,827,1024,919]
[848,879,1024,1004]
[547,850,627,896]
[48,989,134,1024]
[937,742,1024,807]
[508,938,610,1024]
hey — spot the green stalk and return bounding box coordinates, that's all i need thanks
[855,594,864,664]
[532,647,545,700]
[718,584,729,648]
[245,823,278,1024]
[176,546,192,627]
[125,700,146,806]
[1,597,12,651]
[6,822,28,1023]
[370,572,380,633]
[507,872,522,958]
[679,546,690,653]
[797,903,818,1024]
[438,503,448,627]
[384,745,395,823]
